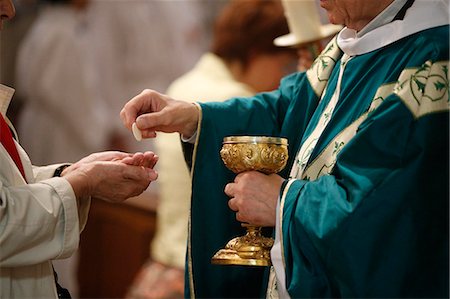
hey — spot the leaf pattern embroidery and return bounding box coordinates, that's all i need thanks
[333,141,345,155]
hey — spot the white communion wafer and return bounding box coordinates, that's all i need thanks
[132,122,142,141]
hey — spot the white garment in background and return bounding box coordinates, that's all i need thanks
[16,5,111,166]
[151,53,256,268]
[84,0,206,155]
[16,1,206,164]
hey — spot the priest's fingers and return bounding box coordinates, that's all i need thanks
[120,89,167,130]
[135,111,167,136]
[120,91,146,130]
[228,198,238,212]
[234,173,243,183]
[224,182,235,198]
[236,211,245,223]
[234,171,257,184]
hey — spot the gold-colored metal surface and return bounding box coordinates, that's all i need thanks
[223,136,288,145]
[220,136,288,174]
[211,136,288,267]
[211,226,274,266]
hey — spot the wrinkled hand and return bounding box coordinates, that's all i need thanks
[63,151,135,175]
[120,151,159,169]
[63,151,158,175]
[224,171,284,227]
[63,151,159,203]
[120,89,199,139]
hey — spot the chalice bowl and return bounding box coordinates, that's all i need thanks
[211,136,288,266]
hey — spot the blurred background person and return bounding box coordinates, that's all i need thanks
[14,0,206,297]
[126,1,297,298]
[16,0,205,165]
[81,0,206,154]
[16,0,109,167]
[274,0,342,71]
[0,0,38,125]
[1,1,159,297]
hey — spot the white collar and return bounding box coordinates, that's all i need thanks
[337,0,449,56]
[0,84,15,117]
[356,0,408,37]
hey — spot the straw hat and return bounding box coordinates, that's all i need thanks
[274,0,343,47]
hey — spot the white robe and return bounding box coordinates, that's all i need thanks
[0,84,90,299]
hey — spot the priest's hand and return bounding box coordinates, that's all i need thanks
[224,171,284,227]
[120,89,199,139]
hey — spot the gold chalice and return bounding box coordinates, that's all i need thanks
[211,136,288,266]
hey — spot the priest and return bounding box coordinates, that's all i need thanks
[121,0,449,297]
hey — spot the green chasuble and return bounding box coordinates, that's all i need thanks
[186,25,449,298]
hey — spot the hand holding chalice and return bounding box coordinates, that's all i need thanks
[211,136,288,266]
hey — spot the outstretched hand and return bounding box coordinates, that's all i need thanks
[62,151,158,176]
[62,151,159,203]
[120,151,159,169]
[120,89,200,139]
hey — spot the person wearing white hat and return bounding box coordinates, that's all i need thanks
[274,0,343,71]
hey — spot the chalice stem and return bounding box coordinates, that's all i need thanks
[242,224,262,237]
[211,136,288,266]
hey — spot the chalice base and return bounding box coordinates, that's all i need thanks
[214,136,288,267]
[211,226,274,267]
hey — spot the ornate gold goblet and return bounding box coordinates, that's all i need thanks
[211,136,288,266]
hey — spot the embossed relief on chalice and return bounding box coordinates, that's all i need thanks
[212,136,288,267]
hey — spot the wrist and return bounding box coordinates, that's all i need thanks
[53,164,71,177]
[64,166,95,200]
[180,103,200,138]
